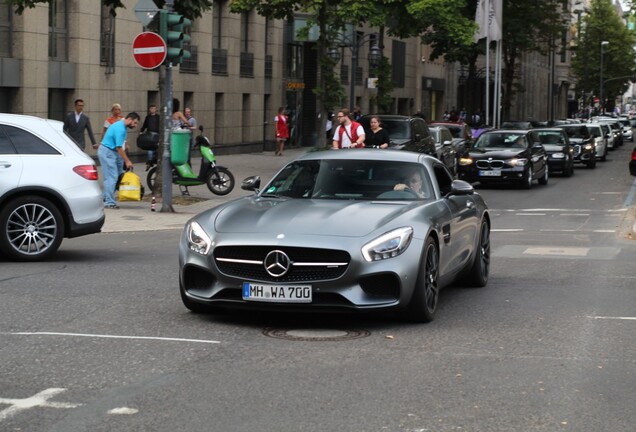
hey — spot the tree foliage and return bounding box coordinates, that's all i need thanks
[570,0,636,110]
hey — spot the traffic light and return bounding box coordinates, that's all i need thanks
[158,10,192,65]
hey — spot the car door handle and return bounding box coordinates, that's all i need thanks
[0,161,11,168]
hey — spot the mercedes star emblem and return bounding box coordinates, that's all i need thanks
[264,250,291,277]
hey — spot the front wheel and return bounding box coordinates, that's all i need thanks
[521,167,533,189]
[206,167,235,195]
[463,220,490,287]
[586,155,597,169]
[146,166,157,193]
[0,196,65,261]
[538,165,549,185]
[404,237,439,323]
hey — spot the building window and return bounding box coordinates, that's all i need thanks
[0,1,11,57]
[391,40,406,88]
[340,63,349,85]
[212,1,226,74]
[181,42,198,73]
[264,54,273,79]
[100,2,115,72]
[240,12,253,77]
[48,0,68,61]
[286,44,302,80]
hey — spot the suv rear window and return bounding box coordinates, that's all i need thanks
[1,125,60,155]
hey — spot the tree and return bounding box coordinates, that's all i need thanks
[571,0,636,112]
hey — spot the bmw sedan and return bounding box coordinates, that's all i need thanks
[179,150,490,323]
[457,129,549,189]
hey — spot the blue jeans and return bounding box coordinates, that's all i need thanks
[98,145,123,206]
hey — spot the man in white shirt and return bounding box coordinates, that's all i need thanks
[332,108,365,149]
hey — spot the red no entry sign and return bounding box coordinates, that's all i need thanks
[132,32,166,69]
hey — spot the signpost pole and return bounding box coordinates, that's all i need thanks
[160,62,174,212]
[159,0,175,212]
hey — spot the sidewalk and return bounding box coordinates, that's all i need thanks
[100,147,309,233]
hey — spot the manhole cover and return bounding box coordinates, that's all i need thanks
[263,328,371,341]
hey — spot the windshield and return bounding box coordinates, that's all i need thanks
[474,132,527,149]
[537,131,565,145]
[586,126,601,138]
[560,126,589,138]
[377,120,410,140]
[262,160,432,201]
[445,126,463,139]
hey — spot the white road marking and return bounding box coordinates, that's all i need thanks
[523,247,589,257]
[5,332,220,344]
[588,316,636,321]
[592,230,616,233]
[559,213,590,216]
[108,407,139,415]
[515,213,546,216]
[491,229,524,232]
[0,388,81,421]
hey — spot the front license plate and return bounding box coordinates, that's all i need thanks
[479,170,501,177]
[242,282,312,303]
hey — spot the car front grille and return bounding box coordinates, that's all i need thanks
[476,160,504,169]
[573,145,581,156]
[214,246,350,283]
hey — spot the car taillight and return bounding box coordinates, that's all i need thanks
[73,165,98,180]
[632,149,636,161]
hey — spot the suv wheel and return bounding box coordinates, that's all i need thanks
[0,196,65,261]
[521,167,533,189]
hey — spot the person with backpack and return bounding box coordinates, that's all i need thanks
[331,108,365,149]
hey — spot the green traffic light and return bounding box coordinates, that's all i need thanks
[158,10,192,65]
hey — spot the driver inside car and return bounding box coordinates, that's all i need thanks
[393,168,427,198]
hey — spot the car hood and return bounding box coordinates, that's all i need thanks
[543,144,566,152]
[468,148,527,159]
[205,197,420,237]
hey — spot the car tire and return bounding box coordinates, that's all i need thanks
[586,156,596,169]
[538,166,549,185]
[0,195,65,262]
[404,237,439,323]
[564,158,574,177]
[521,167,533,189]
[463,220,490,287]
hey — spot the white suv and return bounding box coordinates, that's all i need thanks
[0,114,104,261]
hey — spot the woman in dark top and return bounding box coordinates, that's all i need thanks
[365,115,390,149]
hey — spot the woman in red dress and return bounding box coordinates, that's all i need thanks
[274,107,289,156]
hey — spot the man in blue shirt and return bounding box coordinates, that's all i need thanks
[97,112,140,209]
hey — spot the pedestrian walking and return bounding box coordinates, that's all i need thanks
[274,107,289,156]
[140,104,160,168]
[97,112,139,209]
[332,108,365,149]
[63,99,97,151]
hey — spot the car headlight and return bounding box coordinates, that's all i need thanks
[362,227,413,262]
[584,144,594,150]
[459,157,473,166]
[550,152,565,159]
[507,158,528,167]
[186,221,213,255]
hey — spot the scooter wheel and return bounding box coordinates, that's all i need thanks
[206,167,235,196]
[146,166,157,193]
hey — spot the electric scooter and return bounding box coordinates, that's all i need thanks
[146,126,235,196]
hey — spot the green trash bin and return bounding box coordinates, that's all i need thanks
[170,129,192,165]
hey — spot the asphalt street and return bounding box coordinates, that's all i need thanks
[1,141,635,431]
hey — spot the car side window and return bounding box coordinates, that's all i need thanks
[3,125,60,155]
[433,164,453,196]
[0,126,16,154]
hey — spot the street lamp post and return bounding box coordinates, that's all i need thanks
[328,30,382,111]
[600,40,609,114]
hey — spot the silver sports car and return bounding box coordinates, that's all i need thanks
[179,149,490,322]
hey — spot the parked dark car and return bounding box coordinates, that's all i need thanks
[630,147,636,176]
[556,124,596,169]
[457,129,549,189]
[533,128,575,177]
[429,125,458,176]
[359,115,436,156]
[429,121,472,154]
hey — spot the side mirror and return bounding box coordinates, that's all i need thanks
[443,140,452,147]
[448,179,474,196]
[241,175,261,191]
[198,125,204,132]
[532,142,544,149]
